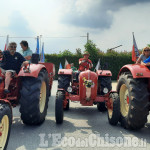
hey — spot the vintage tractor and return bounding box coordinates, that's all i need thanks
[55,60,112,124]
[0,54,55,150]
[107,64,150,130]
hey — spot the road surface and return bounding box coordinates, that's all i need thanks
[7,81,150,150]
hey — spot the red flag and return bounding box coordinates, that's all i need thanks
[4,35,9,50]
[132,33,140,62]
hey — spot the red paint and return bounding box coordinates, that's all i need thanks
[96,70,112,76]
[58,69,72,75]
[127,96,129,104]
[118,64,150,79]
[79,70,98,105]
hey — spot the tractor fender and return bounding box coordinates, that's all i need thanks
[117,64,150,79]
[96,70,112,77]
[18,64,46,78]
[58,69,72,75]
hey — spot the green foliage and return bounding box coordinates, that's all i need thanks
[84,40,99,60]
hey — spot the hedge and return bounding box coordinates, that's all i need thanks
[45,53,133,80]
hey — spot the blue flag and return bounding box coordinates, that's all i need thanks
[36,36,40,54]
[144,56,150,63]
[59,62,63,69]
[40,43,45,62]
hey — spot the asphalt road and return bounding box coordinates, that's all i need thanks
[7,81,150,150]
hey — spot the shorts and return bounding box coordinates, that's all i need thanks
[0,68,16,77]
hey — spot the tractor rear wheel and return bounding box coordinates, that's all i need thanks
[20,69,49,125]
[0,103,12,150]
[97,102,107,112]
[117,73,149,130]
[55,91,64,124]
[107,93,120,125]
[58,75,71,91]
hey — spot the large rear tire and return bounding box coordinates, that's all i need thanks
[0,103,12,150]
[117,73,149,130]
[19,69,49,125]
[58,75,71,91]
[55,91,64,124]
[107,93,120,125]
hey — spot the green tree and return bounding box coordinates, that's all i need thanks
[84,40,99,60]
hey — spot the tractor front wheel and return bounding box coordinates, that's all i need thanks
[55,91,64,124]
[107,93,120,125]
[0,103,12,150]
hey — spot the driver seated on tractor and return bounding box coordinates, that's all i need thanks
[136,47,150,66]
[76,51,93,82]
[0,42,29,94]
[78,51,93,71]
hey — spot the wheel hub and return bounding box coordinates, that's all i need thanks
[0,115,9,149]
[108,98,113,119]
[120,84,129,117]
[39,81,46,113]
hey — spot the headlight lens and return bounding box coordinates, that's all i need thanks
[67,86,72,93]
[103,87,108,94]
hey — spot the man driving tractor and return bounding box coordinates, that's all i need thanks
[0,42,29,94]
[76,51,93,82]
[78,51,93,71]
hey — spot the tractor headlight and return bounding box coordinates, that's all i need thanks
[67,86,72,93]
[103,88,108,94]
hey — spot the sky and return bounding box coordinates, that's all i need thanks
[0,0,150,54]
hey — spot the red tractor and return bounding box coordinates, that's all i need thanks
[55,61,112,124]
[107,64,150,130]
[0,54,55,150]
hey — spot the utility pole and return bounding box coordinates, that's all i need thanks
[87,32,89,42]
[80,32,89,43]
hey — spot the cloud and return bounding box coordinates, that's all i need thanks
[6,11,35,36]
[61,0,150,29]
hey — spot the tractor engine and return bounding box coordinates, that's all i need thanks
[79,70,97,105]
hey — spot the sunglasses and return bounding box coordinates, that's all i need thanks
[10,46,17,49]
[144,50,150,52]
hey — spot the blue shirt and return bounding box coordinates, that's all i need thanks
[19,47,32,59]
[1,51,25,74]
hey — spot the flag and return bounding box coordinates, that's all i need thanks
[4,35,9,50]
[95,58,101,70]
[132,32,140,62]
[64,59,69,68]
[59,62,63,69]
[40,43,45,62]
[36,36,40,54]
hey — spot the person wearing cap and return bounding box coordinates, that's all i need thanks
[0,42,29,94]
[136,47,150,65]
[20,40,33,61]
[78,51,93,71]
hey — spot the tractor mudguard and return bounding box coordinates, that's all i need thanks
[58,69,72,75]
[96,70,112,77]
[18,64,46,78]
[117,64,150,79]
